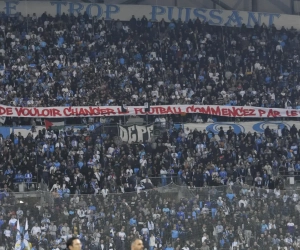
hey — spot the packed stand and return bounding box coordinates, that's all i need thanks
[1,121,300,248]
[2,121,300,194]
[0,10,300,250]
[1,11,300,125]
[1,182,300,250]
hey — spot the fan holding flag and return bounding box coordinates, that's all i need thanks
[15,218,30,250]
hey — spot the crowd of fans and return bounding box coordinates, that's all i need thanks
[0,8,300,250]
[0,182,300,250]
[1,116,300,250]
[2,8,300,126]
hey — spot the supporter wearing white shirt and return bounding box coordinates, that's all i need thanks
[254,62,262,70]
[45,131,57,140]
[268,220,276,230]
[42,143,49,152]
[171,152,178,160]
[276,44,283,52]
[76,149,84,157]
[49,222,57,236]
[31,223,42,235]
[160,167,168,177]
[41,223,49,233]
[248,45,255,52]
[210,73,219,84]
[201,205,209,214]
[61,232,68,242]
[94,170,102,182]
[118,229,126,241]
[202,233,209,242]
[107,145,115,155]
[55,140,64,148]
[123,25,129,33]
[196,143,205,153]
[147,220,154,231]
[232,239,239,248]
[93,154,100,162]
[136,184,145,193]
[285,235,293,245]
[64,175,70,183]
[141,226,149,235]
[139,156,147,167]
[182,245,190,250]
[181,88,187,97]
[49,164,57,175]
[152,213,161,220]
[93,184,100,194]
[50,182,60,192]
[292,193,299,202]
[61,223,70,235]
[94,230,101,243]
[124,165,133,176]
[27,97,34,106]
[62,86,68,93]
[155,117,166,127]
[77,208,86,219]
[269,92,275,100]
[274,188,281,198]
[8,215,17,227]
[152,89,159,97]
[70,139,78,148]
[149,234,156,248]
[4,226,11,237]
[101,187,109,198]
[132,93,138,100]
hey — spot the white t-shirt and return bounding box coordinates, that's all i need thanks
[126,169,133,176]
[140,159,147,167]
[274,189,281,197]
[102,189,109,197]
[61,235,67,242]
[141,227,149,235]
[4,229,11,237]
[31,226,41,235]
[9,218,17,225]
[119,232,126,240]
[108,147,114,154]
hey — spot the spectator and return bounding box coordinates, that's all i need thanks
[31,223,41,236]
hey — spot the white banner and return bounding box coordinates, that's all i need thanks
[119,124,153,143]
[183,121,297,134]
[0,2,300,29]
[105,0,288,15]
[1,104,300,118]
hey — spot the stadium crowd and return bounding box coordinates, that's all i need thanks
[0,9,300,250]
[1,180,300,250]
[1,9,300,117]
